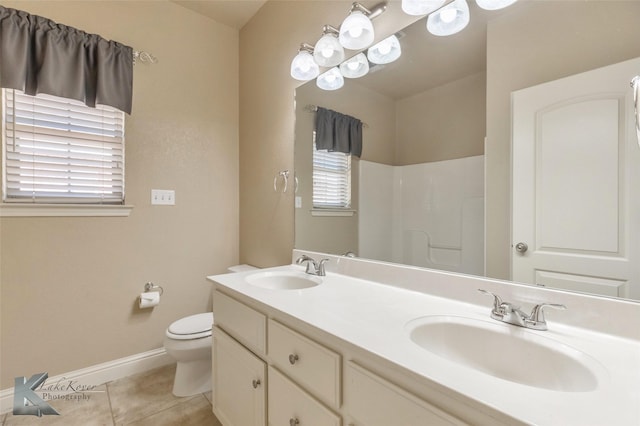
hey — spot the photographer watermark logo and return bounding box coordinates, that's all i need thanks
[13,372,104,417]
[13,373,59,417]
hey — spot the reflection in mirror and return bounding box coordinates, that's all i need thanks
[294,1,640,301]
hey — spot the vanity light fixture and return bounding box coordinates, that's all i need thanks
[317,67,345,91]
[290,43,319,81]
[340,52,370,78]
[401,0,446,16]
[313,25,345,67]
[367,34,402,65]
[339,2,387,50]
[475,0,518,10]
[426,0,470,36]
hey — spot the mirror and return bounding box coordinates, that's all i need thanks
[294,0,640,301]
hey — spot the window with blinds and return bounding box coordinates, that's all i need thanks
[2,89,125,204]
[312,132,352,209]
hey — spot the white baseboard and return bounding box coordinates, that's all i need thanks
[0,348,172,414]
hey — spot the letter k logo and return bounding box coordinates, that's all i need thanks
[13,373,59,416]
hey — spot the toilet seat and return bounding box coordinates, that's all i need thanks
[166,312,213,340]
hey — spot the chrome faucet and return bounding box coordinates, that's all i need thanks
[295,255,328,276]
[478,289,566,331]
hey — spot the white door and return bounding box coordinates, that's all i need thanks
[512,57,640,300]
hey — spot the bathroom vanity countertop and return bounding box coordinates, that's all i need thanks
[208,264,640,426]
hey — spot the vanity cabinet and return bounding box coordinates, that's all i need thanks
[212,326,266,426]
[211,288,467,426]
[212,290,341,426]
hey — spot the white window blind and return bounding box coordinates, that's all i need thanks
[2,89,125,204]
[313,132,351,209]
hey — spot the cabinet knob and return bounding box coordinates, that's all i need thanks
[288,353,299,365]
[289,418,300,426]
[252,379,261,389]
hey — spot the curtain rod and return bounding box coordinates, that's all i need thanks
[304,104,369,128]
[133,50,158,65]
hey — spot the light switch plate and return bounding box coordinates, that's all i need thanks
[151,189,175,205]
[295,196,302,209]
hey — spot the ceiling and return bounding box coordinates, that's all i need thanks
[171,0,268,29]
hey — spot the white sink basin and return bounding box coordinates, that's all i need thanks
[406,315,605,392]
[245,271,321,290]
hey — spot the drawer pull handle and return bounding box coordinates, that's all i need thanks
[252,379,261,389]
[289,418,300,426]
[288,354,299,365]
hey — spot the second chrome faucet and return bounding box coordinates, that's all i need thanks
[478,289,566,331]
[295,255,329,276]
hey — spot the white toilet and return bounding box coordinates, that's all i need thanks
[164,312,213,396]
[163,264,257,397]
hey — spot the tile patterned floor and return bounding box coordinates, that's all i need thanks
[1,364,222,426]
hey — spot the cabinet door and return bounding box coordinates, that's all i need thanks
[268,366,341,426]
[345,362,466,426]
[213,326,266,426]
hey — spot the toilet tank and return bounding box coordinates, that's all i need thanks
[227,264,257,273]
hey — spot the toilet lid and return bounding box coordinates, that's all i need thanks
[168,312,214,336]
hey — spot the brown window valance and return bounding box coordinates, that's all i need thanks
[0,6,133,114]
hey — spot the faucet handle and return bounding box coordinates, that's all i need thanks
[528,303,567,324]
[478,289,503,314]
[317,259,329,276]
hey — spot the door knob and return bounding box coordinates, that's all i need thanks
[515,242,528,253]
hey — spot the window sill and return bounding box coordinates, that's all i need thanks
[0,204,134,217]
[311,209,356,217]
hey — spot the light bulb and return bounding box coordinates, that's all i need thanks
[401,0,446,15]
[379,41,392,55]
[426,0,470,36]
[348,26,364,38]
[290,50,319,81]
[440,8,457,23]
[313,33,345,67]
[476,0,518,10]
[317,67,344,90]
[367,35,401,65]
[339,11,375,50]
[340,53,369,78]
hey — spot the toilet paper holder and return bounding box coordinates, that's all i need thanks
[144,282,164,295]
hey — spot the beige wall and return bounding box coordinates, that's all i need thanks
[0,1,239,389]
[239,1,417,268]
[396,71,486,165]
[485,0,640,279]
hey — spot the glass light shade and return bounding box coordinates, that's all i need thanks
[401,0,446,15]
[316,67,344,91]
[340,53,369,78]
[367,35,401,65]
[290,50,319,81]
[313,33,345,67]
[339,11,375,50]
[426,0,470,36]
[475,0,518,10]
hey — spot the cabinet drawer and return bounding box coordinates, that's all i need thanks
[213,327,266,426]
[213,290,266,355]
[268,319,341,409]
[269,366,341,426]
[345,362,467,426]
